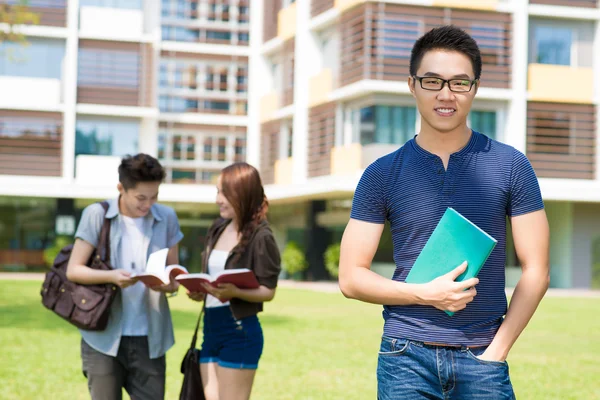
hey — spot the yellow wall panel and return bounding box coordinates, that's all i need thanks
[330,144,362,176]
[528,64,594,104]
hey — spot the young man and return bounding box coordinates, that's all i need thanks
[66,153,184,400]
[339,25,550,399]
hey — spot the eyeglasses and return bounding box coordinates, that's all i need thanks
[412,76,478,93]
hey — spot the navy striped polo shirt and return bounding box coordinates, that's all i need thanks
[350,130,544,346]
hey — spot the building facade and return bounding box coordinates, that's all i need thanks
[1,0,600,288]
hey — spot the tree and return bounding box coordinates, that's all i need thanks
[0,1,40,45]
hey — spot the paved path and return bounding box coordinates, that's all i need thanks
[3,273,600,298]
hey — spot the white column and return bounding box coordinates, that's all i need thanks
[139,117,159,156]
[246,0,265,169]
[593,18,600,180]
[292,0,318,184]
[503,1,528,154]
[62,0,80,181]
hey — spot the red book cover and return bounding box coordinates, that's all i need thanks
[176,268,259,293]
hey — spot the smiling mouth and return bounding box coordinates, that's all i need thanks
[435,108,456,117]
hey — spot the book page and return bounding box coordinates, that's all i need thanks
[144,248,169,279]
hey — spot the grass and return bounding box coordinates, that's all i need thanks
[1,281,599,400]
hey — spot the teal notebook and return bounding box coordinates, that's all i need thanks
[405,207,497,316]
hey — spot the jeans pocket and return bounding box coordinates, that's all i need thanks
[378,337,410,356]
[466,348,508,367]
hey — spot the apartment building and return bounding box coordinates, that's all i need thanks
[0,0,251,273]
[253,0,600,288]
[1,0,600,289]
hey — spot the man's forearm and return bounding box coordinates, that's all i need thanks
[339,266,422,306]
[487,267,549,359]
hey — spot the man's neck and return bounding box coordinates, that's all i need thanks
[416,122,472,161]
[118,196,137,219]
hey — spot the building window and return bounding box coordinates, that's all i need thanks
[351,105,417,146]
[470,111,497,140]
[0,38,65,79]
[534,26,572,66]
[75,118,139,158]
[207,30,232,41]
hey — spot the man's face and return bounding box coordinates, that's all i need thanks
[409,50,478,134]
[117,181,160,218]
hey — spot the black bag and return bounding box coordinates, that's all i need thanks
[179,305,206,400]
[40,201,118,331]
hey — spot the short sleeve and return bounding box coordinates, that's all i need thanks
[252,232,281,289]
[166,208,184,248]
[74,203,104,248]
[350,160,387,224]
[507,150,544,217]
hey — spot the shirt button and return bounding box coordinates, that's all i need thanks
[438,169,444,174]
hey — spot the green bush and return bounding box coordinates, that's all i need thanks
[43,236,71,268]
[282,241,308,276]
[324,243,341,278]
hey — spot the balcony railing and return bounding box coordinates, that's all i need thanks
[5,0,68,27]
[0,111,62,177]
[260,120,281,184]
[308,102,336,178]
[77,40,154,107]
[527,102,596,180]
[340,3,512,88]
[529,0,598,8]
[311,0,335,17]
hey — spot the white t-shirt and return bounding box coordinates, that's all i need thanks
[205,250,231,309]
[119,215,149,336]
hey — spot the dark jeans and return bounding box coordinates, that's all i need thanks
[377,336,516,400]
[81,336,166,400]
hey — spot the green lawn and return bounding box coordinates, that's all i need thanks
[1,281,599,400]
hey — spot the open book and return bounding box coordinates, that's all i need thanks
[131,248,188,287]
[175,268,259,293]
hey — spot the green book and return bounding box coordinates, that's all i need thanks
[404,207,497,316]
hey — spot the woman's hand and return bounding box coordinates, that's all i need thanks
[186,291,206,302]
[202,282,239,302]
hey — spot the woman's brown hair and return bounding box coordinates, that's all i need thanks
[220,162,269,257]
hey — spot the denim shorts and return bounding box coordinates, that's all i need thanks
[199,306,264,370]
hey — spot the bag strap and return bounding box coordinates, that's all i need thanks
[190,303,206,349]
[96,201,111,263]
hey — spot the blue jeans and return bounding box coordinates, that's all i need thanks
[377,336,515,400]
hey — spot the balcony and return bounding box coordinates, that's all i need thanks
[0,76,61,110]
[278,3,297,41]
[527,102,595,180]
[8,0,68,27]
[339,3,512,89]
[330,143,398,176]
[0,111,62,177]
[311,0,335,17]
[309,69,334,107]
[75,155,120,185]
[263,0,282,43]
[274,157,294,185]
[260,92,280,122]
[529,0,598,7]
[432,0,498,10]
[80,6,144,40]
[528,64,594,104]
[308,102,336,178]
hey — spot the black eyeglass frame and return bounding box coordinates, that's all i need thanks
[412,75,479,93]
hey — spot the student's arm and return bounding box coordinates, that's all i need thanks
[479,209,550,362]
[66,238,135,288]
[339,219,478,312]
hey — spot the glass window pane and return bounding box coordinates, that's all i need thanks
[470,110,497,139]
[0,38,65,79]
[535,26,571,66]
[75,118,139,157]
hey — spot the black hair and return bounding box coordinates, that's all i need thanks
[118,153,166,190]
[409,25,482,79]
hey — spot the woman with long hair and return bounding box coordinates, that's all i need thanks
[188,162,281,400]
